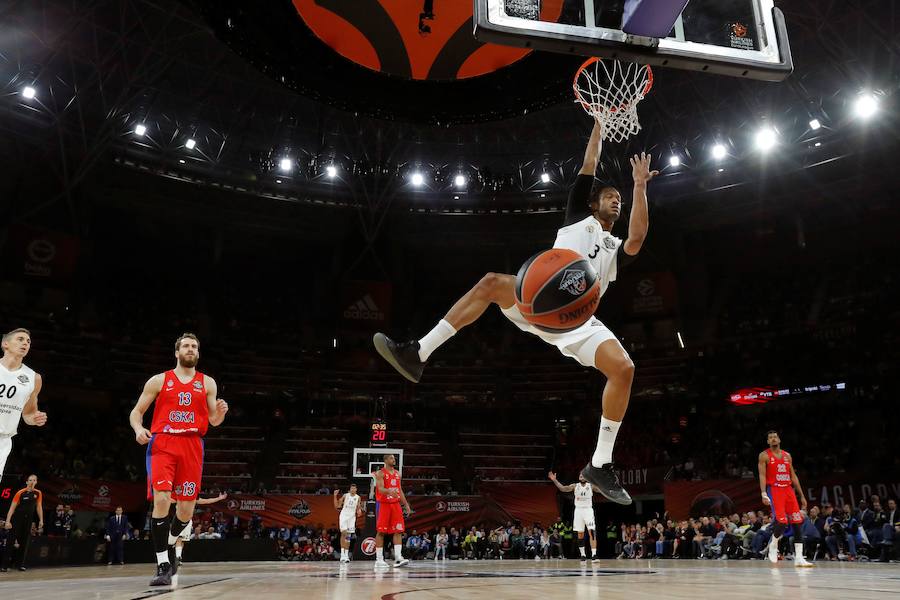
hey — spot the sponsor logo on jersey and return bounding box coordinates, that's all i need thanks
[603,237,617,250]
[166,380,174,388]
[361,537,377,556]
[289,499,311,520]
[16,374,29,384]
[193,381,203,391]
[559,269,587,295]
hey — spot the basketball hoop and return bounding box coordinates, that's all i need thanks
[573,57,653,143]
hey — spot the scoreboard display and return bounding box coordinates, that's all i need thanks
[370,419,388,447]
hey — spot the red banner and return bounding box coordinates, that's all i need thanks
[479,483,559,527]
[339,281,392,330]
[2,225,80,284]
[665,476,900,520]
[38,478,147,513]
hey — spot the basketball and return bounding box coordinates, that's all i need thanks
[514,249,601,333]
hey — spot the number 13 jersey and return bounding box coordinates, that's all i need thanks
[150,370,209,436]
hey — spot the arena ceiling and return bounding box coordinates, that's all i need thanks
[0,0,896,231]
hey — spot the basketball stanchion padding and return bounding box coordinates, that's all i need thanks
[514,248,601,333]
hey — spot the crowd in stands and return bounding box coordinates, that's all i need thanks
[615,497,900,563]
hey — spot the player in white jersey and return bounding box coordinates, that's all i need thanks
[0,329,48,479]
[334,483,364,563]
[549,471,602,562]
[374,120,657,505]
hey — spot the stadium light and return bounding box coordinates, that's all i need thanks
[411,172,424,186]
[21,86,36,99]
[712,144,727,160]
[540,173,551,183]
[669,155,681,167]
[326,165,337,178]
[809,118,822,130]
[185,138,196,150]
[854,93,878,119]
[755,127,777,152]
[279,157,293,172]
[134,124,147,136]
[454,174,466,187]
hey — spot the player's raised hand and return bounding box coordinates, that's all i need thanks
[761,493,771,506]
[215,398,229,418]
[548,471,557,481]
[630,152,659,184]
[334,489,341,497]
[134,427,152,445]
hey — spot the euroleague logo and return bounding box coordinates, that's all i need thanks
[361,537,377,556]
[289,500,311,520]
[559,269,587,296]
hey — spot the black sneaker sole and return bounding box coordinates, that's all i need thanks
[580,464,633,506]
[373,333,421,383]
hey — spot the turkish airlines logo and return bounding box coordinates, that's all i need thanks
[435,501,447,512]
[361,537,377,556]
[559,269,587,296]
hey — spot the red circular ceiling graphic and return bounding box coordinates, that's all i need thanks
[292,0,564,81]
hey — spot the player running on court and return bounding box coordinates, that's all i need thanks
[758,430,813,567]
[334,483,364,563]
[374,120,657,504]
[548,471,601,562]
[373,454,411,569]
[129,333,229,586]
[0,329,48,479]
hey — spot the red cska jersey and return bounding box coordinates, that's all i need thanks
[765,448,793,488]
[375,467,401,504]
[150,370,209,436]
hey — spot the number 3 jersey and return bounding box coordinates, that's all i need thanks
[0,363,37,437]
[150,370,209,436]
[553,216,622,301]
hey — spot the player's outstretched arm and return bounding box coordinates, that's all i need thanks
[21,373,47,427]
[548,471,575,493]
[579,120,604,176]
[333,490,343,510]
[758,452,770,506]
[196,492,227,506]
[130,374,163,445]
[623,152,658,256]
[789,463,808,510]
[206,376,228,427]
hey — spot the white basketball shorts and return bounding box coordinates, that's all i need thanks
[339,512,356,533]
[500,304,617,368]
[0,436,12,479]
[573,507,596,532]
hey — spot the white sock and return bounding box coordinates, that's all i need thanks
[794,543,804,561]
[175,545,183,558]
[156,551,168,565]
[180,520,192,539]
[376,547,384,561]
[591,417,622,467]
[341,548,348,559]
[579,546,586,557]
[167,533,178,546]
[394,544,403,561]
[418,319,457,362]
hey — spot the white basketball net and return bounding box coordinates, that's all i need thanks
[574,59,653,143]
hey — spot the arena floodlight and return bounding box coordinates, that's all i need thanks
[279,157,293,172]
[411,172,424,186]
[668,155,681,167]
[454,174,466,187]
[712,144,727,160]
[755,127,777,152]
[185,138,196,150]
[21,86,36,99]
[809,118,821,130]
[854,93,878,119]
[540,173,551,183]
[326,165,337,178]
[134,124,147,136]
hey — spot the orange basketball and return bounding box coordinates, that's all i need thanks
[514,249,601,333]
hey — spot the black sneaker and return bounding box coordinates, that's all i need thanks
[17,566,26,572]
[149,562,172,586]
[581,463,632,505]
[168,546,179,576]
[373,333,425,383]
[580,555,587,562]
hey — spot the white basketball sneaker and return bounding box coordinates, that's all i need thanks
[794,544,814,567]
[374,559,390,569]
[768,537,780,564]
[394,558,410,568]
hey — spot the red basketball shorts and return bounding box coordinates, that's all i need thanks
[767,485,802,524]
[147,433,204,501]
[376,501,405,534]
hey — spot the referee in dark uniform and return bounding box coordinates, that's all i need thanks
[1,474,43,572]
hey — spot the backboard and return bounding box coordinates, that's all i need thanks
[474,0,792,81]
[352,447,404,482]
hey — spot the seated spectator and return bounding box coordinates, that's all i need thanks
[199,526,221,540]
[825,507,858,560]
[802,508,824,559]
[435,527,448,560]
[880,499,900,563]
[406,530,422,559]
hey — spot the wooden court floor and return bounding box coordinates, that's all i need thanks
[1,558,898,600]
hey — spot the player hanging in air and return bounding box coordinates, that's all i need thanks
[334,483,364,563]
[129,333,229,586]
[758,430,813,567]
[374,120,656,504]
[0,329,48,479]
[548,471,601,562]
[373,454,411,569]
